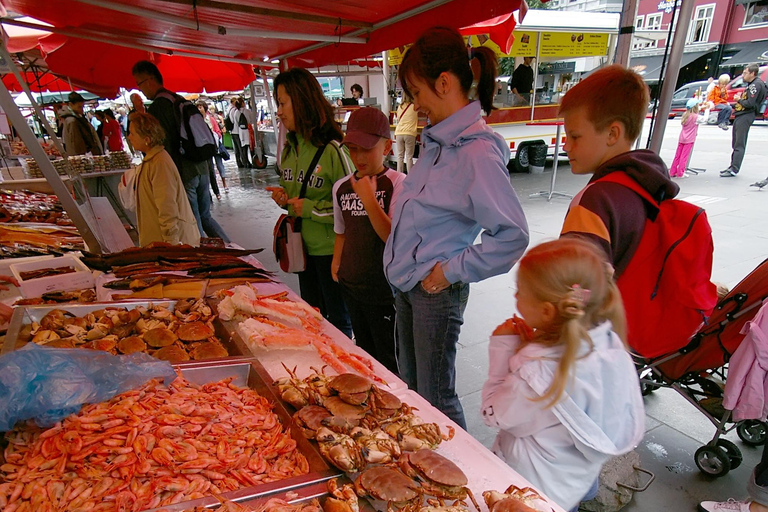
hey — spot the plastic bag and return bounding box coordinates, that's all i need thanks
[0,343,177,431]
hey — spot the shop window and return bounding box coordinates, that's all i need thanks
[744,0,768,25]
[688,4,715,43]
[644,13,662,48]
[632,16,646,49]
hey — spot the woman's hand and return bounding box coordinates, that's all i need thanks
[266,186,288,207]
[421,262,450,294]
[286,197,304,214]
[0,302,13,324]
[0,275,19,291]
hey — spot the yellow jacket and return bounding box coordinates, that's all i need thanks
[135,146,200,247]
[394,102,418,137]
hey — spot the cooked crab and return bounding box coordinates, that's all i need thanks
[275,365,315,409]
[39,309,74,330]
[399,450,479,511]
[354,466,422,512]
[144,327,178,347]
[315,427,366,472]
[329,373,374,405]
[326,478,361,512]
[369,387,403,419]
[189,341,228,360]
[482,486,551,512]
[153,345,190,362]
[177,321,214,341]
[350,426,401,463]
[383,409,454,451]
[294,405,333,439]
[84,335,118,352]
[117,336,146,355]
[323,396,368,423]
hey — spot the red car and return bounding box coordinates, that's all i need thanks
[726,65,768,120]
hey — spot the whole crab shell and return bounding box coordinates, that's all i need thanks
[295,405,332,431]
[408,449,467,487]
[189,341,228,360]
[118,336,146,354]
[154,345,190,362]
[177,321,214,341]
[329,374,373,395]
[144,327,178,347]
[358,466,420,502]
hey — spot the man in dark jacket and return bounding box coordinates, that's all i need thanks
[721,63,767,178]
[131,60,229,242]
[510,57,535,105]
[61,92,103,156]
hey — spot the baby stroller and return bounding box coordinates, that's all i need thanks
[633,257,768,477]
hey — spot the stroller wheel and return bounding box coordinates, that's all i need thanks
[737,420,768,446]
[716,439,743,469]
[695,445,731,477]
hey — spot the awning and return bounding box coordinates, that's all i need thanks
[630,50,712,83]
[721,42,768,68]
[0,0,522,70]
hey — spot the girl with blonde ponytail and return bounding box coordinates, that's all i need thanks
[481,238,644,512]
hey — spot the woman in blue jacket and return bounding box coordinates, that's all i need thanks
[384,27,530,428]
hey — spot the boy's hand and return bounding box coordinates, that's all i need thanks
[493,315,534,339]
[351,175,377,206]
[266,186,288,207]
[331,262,339,282]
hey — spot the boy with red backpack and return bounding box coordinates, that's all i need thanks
[558,65,719,357]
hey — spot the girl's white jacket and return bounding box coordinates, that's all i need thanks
[481,322,645,510]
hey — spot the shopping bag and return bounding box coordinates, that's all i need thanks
[218,140,230,161]
[118,165,139,212]
[273,214,307,273]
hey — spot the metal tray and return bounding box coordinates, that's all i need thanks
[140,358,342,512]
[1,300,251,358]
[143,478,373,512]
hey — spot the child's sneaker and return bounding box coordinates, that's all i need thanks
[699,499,752,512]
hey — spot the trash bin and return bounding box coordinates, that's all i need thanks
[528,142,547,174]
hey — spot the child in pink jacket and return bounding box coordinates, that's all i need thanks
[669,98,704,178]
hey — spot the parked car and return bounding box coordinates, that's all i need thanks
[668,80,711,117]
[725,65,768,120]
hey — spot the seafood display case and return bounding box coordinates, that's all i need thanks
[140,359,344,512]
[1,300,251,358]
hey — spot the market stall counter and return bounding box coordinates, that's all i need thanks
[0,248,565,512]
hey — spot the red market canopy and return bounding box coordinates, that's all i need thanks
[0,0,523,72]
[42,38,257,96]
[460,12,519,54]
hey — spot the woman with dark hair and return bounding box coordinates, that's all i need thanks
[100,108,124,152]
[268,67,353,337]
[383,27,530,428]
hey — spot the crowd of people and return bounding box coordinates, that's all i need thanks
[33,27,768,512]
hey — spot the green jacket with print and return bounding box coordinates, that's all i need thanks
[279,133,354,256]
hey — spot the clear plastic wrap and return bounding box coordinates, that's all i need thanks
[0,343,176,431]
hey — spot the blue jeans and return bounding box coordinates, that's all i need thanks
[395,282,469,429]
[184,173,230,242]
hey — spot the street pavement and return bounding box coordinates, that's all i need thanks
[209,119,768,511]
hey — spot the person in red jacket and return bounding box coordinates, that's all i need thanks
[705,74,733,130]
[100,109,124,152]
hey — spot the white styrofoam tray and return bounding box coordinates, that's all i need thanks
[392,389,566,512]
[232,281,407,393]
[10,254,94,298]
